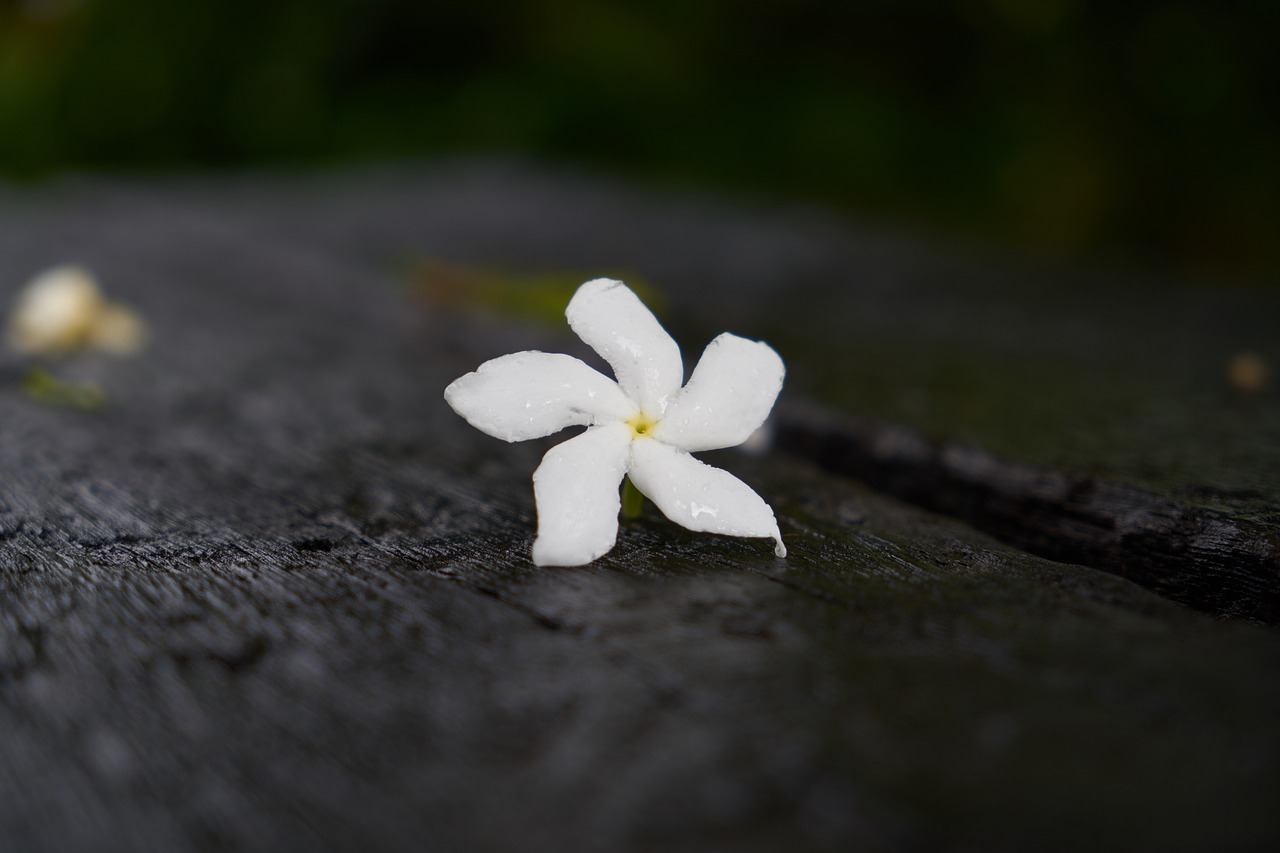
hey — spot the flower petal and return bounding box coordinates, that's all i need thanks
[650,333,784,453]
[532,422,633,566]
[629,439,786,556]
[444,351,637,442]
[566,279,683,419]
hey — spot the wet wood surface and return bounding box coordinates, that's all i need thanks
[2,163,1278,852]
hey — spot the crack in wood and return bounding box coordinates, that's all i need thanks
[775,403,1280,625]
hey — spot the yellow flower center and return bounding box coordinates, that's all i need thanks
[627,413,658,438]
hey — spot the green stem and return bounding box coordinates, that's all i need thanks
[622,477,644,520]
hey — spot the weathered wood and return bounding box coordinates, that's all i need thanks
[2,164,1279,852]
[775,402,1280,624]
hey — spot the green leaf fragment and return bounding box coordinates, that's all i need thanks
[622,476,644,520]
[22,367,106,410]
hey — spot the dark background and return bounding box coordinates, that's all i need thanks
[1,0,1277,281]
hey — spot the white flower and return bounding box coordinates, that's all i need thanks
[444,278,787,567]
[7,265,146,356]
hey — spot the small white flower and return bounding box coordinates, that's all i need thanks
[444,278,787,566]
[7,265,146,356]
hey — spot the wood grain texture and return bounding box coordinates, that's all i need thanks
[2,164,1278,852]
[775,403,1280,624]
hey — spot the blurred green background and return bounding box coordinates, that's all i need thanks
[2,0,1277,279]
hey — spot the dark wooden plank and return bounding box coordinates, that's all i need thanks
[774,402,1280,623]
[2,165,1278,852]
[325,161,1278,623]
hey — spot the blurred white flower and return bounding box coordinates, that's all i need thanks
[445,278,787,566]
[8,265,146,356]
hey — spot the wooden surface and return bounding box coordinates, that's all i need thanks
[1,163,1278,852]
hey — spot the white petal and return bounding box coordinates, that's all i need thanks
[8,265,104,354]
[444,351,637,442]
[629,439,785,557]
[651,333,785,452]
[532,423,633,566]
[565,279,683,419]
